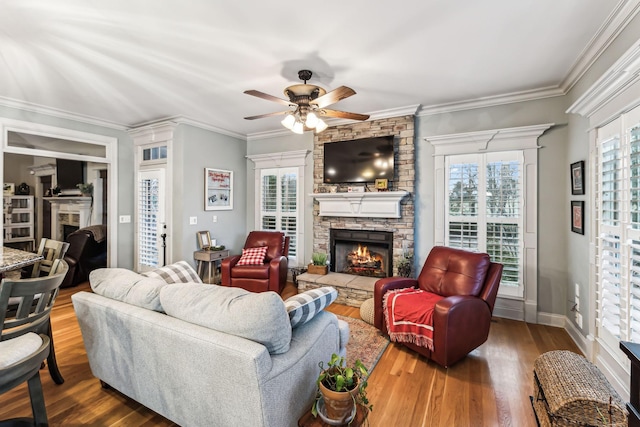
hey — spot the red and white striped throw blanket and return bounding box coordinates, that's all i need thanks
[383,288,445,351]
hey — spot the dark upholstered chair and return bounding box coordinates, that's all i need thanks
[221,231,290,294]
[62,225,107,288]
[374,246,503,367]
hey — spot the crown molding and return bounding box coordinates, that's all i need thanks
[0,95,128,131]
[560,0,640,94]
[130,116,246,141]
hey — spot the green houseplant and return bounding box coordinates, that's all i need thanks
[77,182,93,196]
[308,252,328,275]
[312,353,372,424]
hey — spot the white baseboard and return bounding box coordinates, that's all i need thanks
[537,312,565,328]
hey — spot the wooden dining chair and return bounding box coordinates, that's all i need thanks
[2,259,69,386]
[28,238,70,278]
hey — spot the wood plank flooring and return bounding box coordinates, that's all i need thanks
[0,282,581,426]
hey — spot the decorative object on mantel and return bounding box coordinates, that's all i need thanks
[76,183,93,197]
[16,182,30,195]
[375,178,388,192]
[51,185,61,196]
[308,252,328,275]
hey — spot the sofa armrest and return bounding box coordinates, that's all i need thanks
[432,295,492,367]
[373,277,418,331]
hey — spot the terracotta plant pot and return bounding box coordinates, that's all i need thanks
[319,376,359,422]
[307,263,328,275]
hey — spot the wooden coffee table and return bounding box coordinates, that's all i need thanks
[298,404,368,427]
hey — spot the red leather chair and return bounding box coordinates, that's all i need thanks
[374,246,503,367]
[221,231,290,294]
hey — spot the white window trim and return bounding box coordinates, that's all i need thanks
[426,123,553,323]
[248,150,309,267]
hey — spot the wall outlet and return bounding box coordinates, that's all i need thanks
[119,215,131,223]
[189,216,197,225]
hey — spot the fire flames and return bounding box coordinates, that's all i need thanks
[346,244,384,276]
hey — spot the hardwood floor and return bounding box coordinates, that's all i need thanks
[0,282,581,426]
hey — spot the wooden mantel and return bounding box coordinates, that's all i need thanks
[310,191,409,218]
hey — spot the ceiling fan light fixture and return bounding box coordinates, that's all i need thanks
[305,112,319,128]
[281,114,296,130]
[315,119,328,133]
[292,121,304,134]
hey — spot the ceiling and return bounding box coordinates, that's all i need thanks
[0,0,627,138]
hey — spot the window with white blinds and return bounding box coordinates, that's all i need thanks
[595,105,640,353]
[445,151,524,297]
[260,167,299,265]
[137,169,165,271]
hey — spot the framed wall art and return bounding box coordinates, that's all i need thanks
[205,168,233,211]
[571,200,584,235]
[570,161,585,195]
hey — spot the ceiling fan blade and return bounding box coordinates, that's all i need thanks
[320,109,370,121]
[244,110,291,120]
[311,86,356,108]
[244,90,295,107]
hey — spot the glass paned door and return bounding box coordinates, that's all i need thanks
[137,168,166,271]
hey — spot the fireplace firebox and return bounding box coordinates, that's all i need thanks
[330,229,393,278]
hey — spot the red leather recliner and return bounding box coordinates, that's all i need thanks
[220,231,290,294]
[374,246,503,367]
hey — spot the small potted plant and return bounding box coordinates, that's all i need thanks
[77,182,93,196]
[308,252,328,275]
[312,353,372,424]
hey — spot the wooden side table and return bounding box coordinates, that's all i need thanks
[194,249,229,284]
[298,404,368,427]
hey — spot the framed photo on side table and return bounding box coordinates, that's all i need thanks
[197,231,212,250]
[571,201,584,235]
[205,168,233,211]
[570,161,585,195]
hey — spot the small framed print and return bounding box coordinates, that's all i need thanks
[205,168,233,211]
[571,201,584,235]
[571,161,585,195]
[375,178,388,191]
[197,230,212,250]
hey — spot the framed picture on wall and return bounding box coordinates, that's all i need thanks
[570,161,585,195]
[571,201,584,234]
[205,168,233,211]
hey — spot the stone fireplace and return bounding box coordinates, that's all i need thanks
[330,228,393,278]
[297,114,416,307]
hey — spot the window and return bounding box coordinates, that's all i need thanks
[595,106,640,352]
[137,169,166,271]
[248,150,309,268]
[445,152,524,297]
[260,168,299,264]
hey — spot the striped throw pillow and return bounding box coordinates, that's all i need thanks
[236,246,268,266]
[284,287,338,328]
[142,261,202,284]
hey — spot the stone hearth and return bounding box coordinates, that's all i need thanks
[296,272,376,307]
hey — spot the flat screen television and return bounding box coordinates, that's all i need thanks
[56,159,85,190]
[323,136,395,183]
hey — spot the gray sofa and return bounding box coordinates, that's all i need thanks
[72,267,348,427]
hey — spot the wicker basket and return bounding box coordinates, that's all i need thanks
[532,350,627,426]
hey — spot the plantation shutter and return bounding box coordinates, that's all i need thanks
[138,169,165,270]
[260,167,299,263]
[445,151,524,297]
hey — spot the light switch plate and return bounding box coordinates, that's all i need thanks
[189,217,197,225]
[119,215,131,223]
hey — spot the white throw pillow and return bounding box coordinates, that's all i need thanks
[159,283,292,354]
[141,261,202,284]
[284,286,338,328]
[90,268,170,312]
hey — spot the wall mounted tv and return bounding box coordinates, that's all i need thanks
[323,136,395,183]
[56,159,85,190]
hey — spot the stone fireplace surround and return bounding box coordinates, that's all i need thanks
[298,115,415,307]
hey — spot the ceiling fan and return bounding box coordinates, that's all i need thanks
[243,70,370,134]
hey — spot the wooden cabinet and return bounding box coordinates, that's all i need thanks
[3,195,35,250]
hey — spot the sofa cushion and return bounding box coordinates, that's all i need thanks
[141,261,202,284]
[236,246,268,266]
[284,287,338,328]
[90,268,170,312]
[230,264,270,279]
[159,283,291,354]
